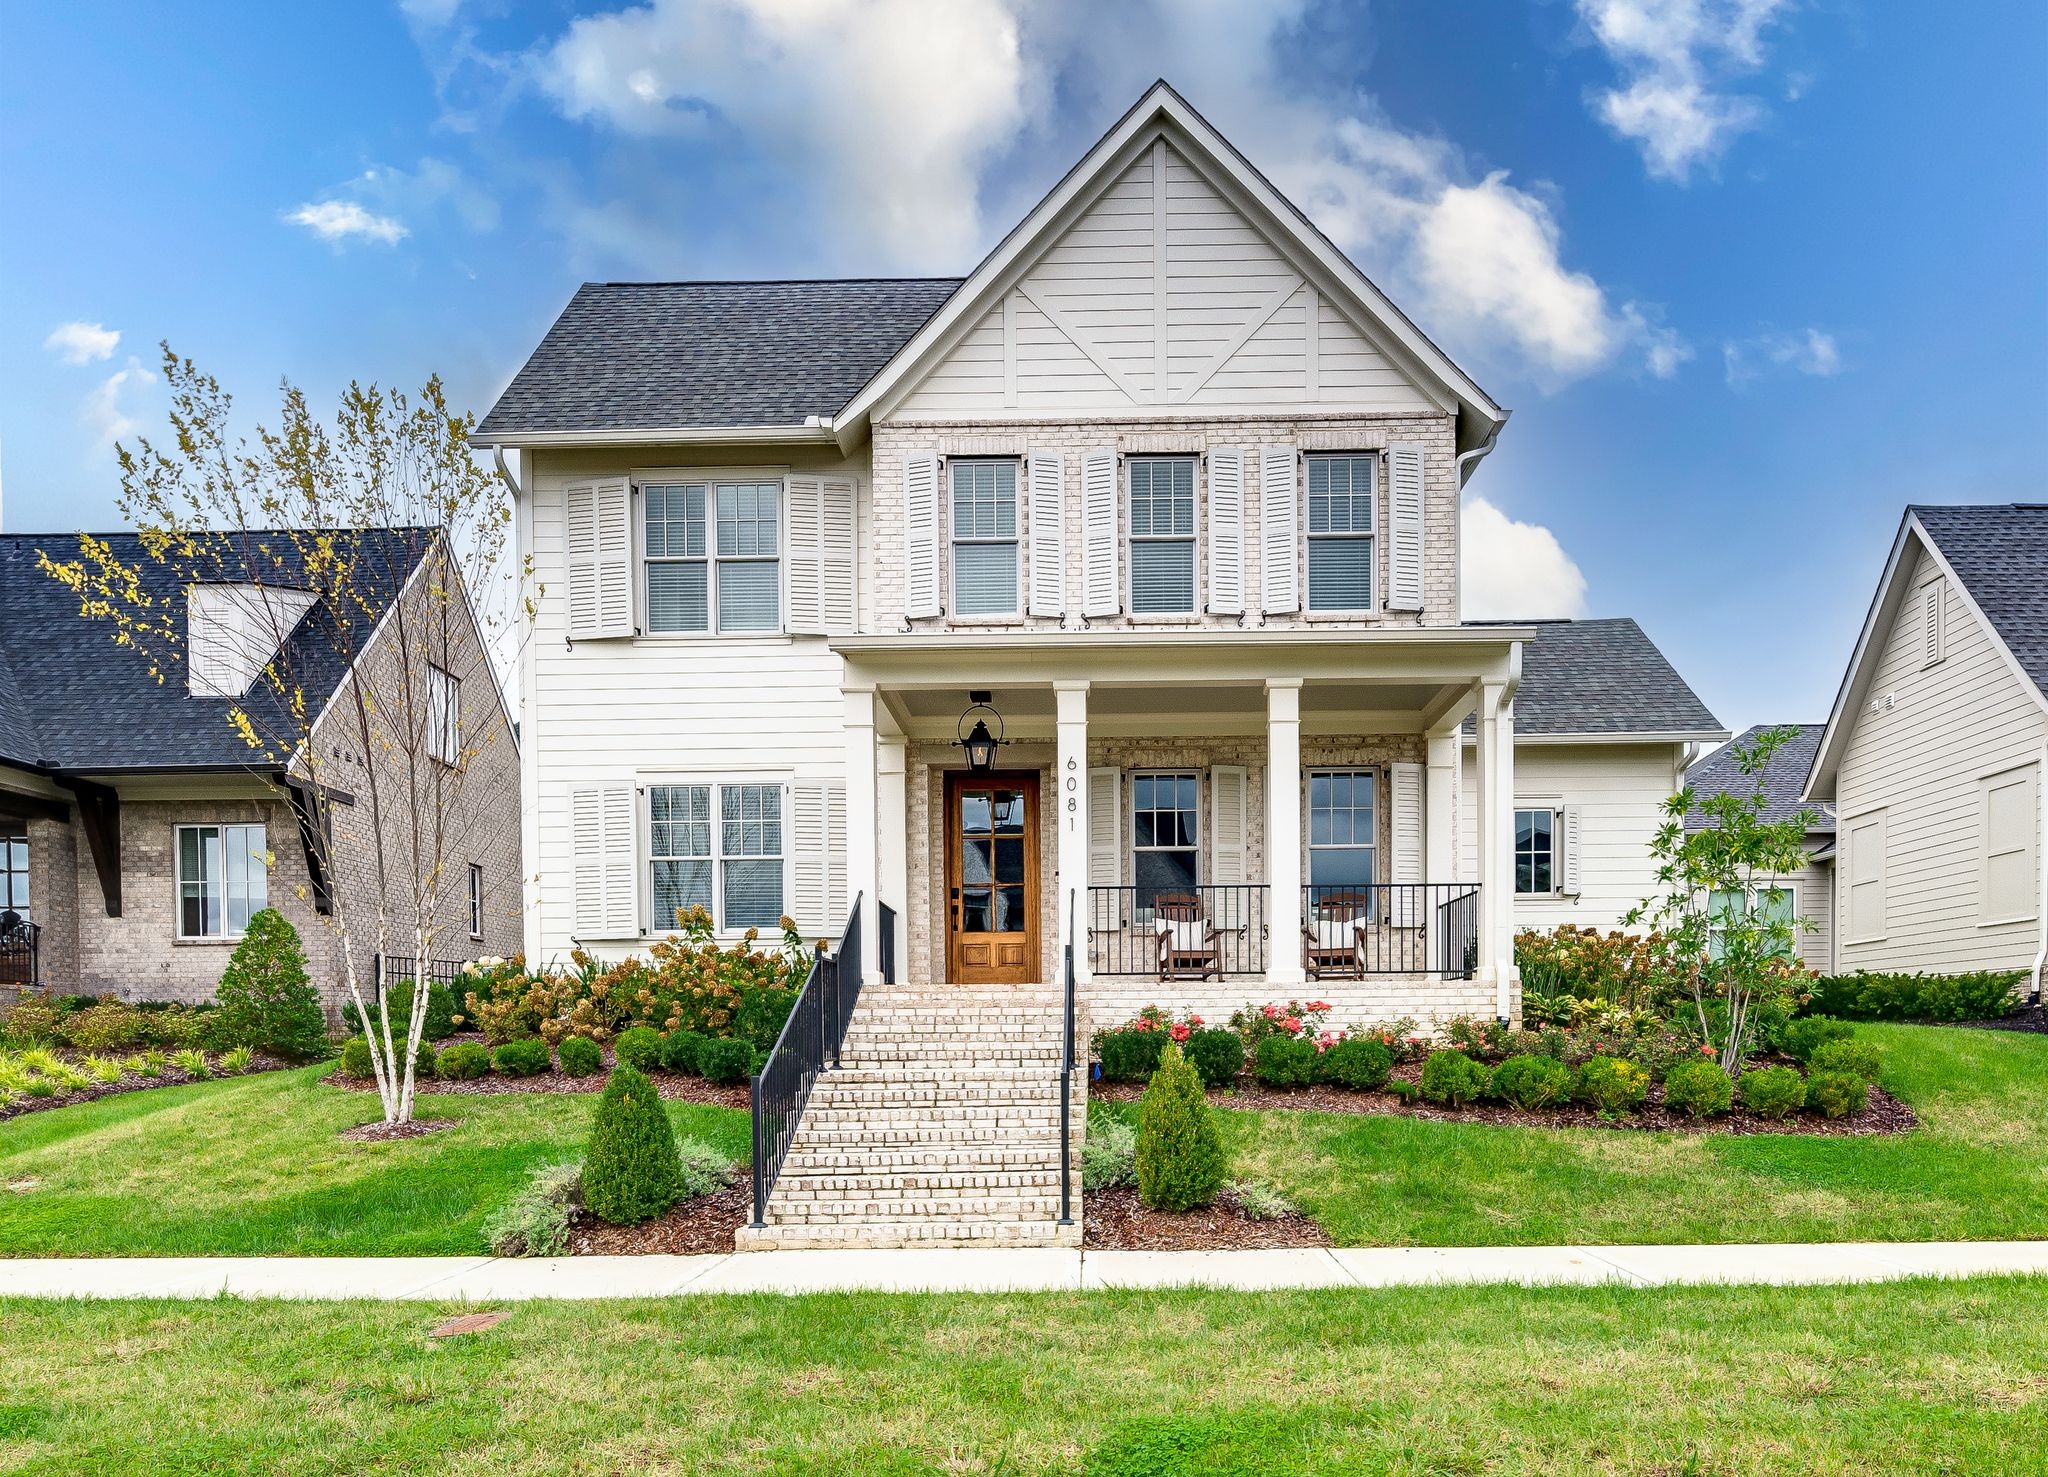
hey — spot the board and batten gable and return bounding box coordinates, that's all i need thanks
[1828,541,2048,975]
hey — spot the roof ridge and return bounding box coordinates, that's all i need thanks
[587,277,965,288]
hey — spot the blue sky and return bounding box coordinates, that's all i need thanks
[3,0,2044,733]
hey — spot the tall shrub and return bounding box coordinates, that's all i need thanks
[1135,1043,1227,1211]
[582,1064,684,1225]
[214,909,327,1060]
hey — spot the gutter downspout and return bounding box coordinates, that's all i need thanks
[2034,734,2048,1006]
[492,444,519,500]
[1455,415,1508,487]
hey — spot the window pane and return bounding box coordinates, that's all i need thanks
[952,542,1018,616]
[950,462,1016,539]
[650,785,712,858]
[179,827,202,882]
[717,561,779,631]
[646,562,709,633]
[1306,456,1374,533]
[717,483,779,557]
[1130,460,1195,536]
[1135,850,1198,896]
[721,785,783,857]
[645,484,706,558]
[1130,541,1195,613]
[1308,537,1373,611]
[723,859,784,930]
[1310,847,1374,887]
[653,860,713,929]
[181,884,205,939]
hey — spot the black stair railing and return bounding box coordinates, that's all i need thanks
[751,892,864,1226]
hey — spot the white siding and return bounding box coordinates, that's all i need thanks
[1832,543,2048,974]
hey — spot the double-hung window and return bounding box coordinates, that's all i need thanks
[1306,454,1375,611]
[1514,808,1556,895]
[1131,772,1199,903]
[643,480,782,633]
[1128,458,1196,613]
[648,782,785,934]
[426,664,459,766]
[1308,770,1377,893]
[1,827,27,919]
[950,460,1020,616]
[176,823,267,939]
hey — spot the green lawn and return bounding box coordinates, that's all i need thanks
[0,1278,2043,1473]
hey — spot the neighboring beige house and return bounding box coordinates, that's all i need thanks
[1687,724,1835,973]
[0,529,522,1016]
[1805,505,2048,1002]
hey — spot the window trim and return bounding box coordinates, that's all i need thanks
[1513,806,1559,896]
[1842,806,1889,945]
[638,476,788,637]
[1304,452,1378,614]
[947,458,1023,620]
[468,862,484,940]
[1305,767,1380,891]
[427,664,460,767]
[1125,455,1199,616]
[1,825,28,920]
[174,822,268,941]
[644,778,791,937]
[1129,769,1201,894]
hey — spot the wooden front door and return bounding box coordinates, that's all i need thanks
[945,773,1039,984]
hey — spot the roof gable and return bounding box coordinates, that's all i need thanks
[1686,724,1831,833]
[1460,617,1726,739]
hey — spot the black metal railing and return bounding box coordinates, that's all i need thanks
[1302,884,1482,978]
[1059,891,1076,1227]
[0,917,39,987]
[375,953,472,992]
[1086,884,1268,977]
[877,900,897,985]
[751,893,863,1226]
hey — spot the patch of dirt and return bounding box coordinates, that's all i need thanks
[0,1055,291,1123]
[340,1117,458,1142]
[1090,1061,1917,1138]
[1949,1004,2048,1035]
[1084,1184,1332,1250]
[568,1173,752,1255]
[321,1034,752,1109]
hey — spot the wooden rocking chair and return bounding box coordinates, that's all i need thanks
[1303,890,1370,981]
[1153,893,1223,983]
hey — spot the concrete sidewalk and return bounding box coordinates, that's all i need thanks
[1,1241,2045,1300]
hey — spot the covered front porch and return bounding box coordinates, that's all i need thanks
[835,628,1529,1028]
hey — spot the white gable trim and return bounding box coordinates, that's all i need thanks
[836,82,1505,451]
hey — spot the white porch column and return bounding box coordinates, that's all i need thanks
[877,731,907,980]
[842,684,880,984]
[1425,728,1459,882]
[1266,678,1304,987]
[1054,680,1089,980]
[1495,695,1518,1021]
[1473,680,1504,1000]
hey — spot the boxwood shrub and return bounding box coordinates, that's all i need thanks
[1778,1016,1855,1063]
[1737,1065,1806,1120]
[1134,1043,1227,1211]
[343,979,458,1044]
[436,1041,491,1080]
[1419,1049,1489,1107]
[340,1036,374,1079]
[1806,1069,1869,1119]
[1099,1028,1168,1083]
[1488,1053,1572,1110]
[557,1035,603,1077]
[1252,1034,1317,1089]
[1809,1037,1883,1083]
[1575,1056,1650,1115]
[1182,1028,1244,1088]
[1661,1059,1734,1118]
[1316,1037,1392,1092]
[698,1036,755,1086]
[660,1028,712,1076]
[582,1064,683,1225]
[492,1038,552,1077]
[614,1025,664,1073]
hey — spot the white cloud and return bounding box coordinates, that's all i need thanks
[1577,0,1793,181]
[1722,325,1841,384]
[81,356,157,449]
[1460,498,1589,620]
[285,200,410,245]
[44,320,120,365]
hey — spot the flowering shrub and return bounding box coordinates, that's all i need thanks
[1516,925,1676,1022]
[1094,1006,1210,1083]
[1230,1000,1335,1049]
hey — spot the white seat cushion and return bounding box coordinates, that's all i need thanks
[1315,918,1359,950]
[1156,920,1210,952]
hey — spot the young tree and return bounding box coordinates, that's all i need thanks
[41,346,530,1123]
[1627,725,1816,1072]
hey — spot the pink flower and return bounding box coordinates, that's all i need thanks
[1282,1016,1303,1034]
[1698,1044,1714,1056]
[1262,1004,1279,1019]
[1169,1023,1191,1043]
[1188,1015,1204,1028]
[1307,1001,1332,1014]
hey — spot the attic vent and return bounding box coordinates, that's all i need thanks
[187,584,321,698]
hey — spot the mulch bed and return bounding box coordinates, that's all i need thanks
[340,1117,458,1143]
[1084,1184,1332,1250]
[568,1173,753,1255]
[0,1054,292,1123]
[320,1034,751,1109]
[1090,1061,1917,1138]
[1949,1004,2048,1035]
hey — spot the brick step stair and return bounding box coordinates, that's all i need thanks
[735,1220,1077,1249]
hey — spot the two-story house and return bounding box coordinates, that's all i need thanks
[476,84,1723,1247]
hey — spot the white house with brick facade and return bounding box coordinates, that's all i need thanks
[476,84,1723,1247]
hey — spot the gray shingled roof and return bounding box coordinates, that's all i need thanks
[1685,723,1832,833]
[1912,504,2048,699]
[0,529,427,773]
[475,279,963,438]
[1463,618,1724,738]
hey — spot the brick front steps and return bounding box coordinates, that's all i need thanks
[734,985,1084,1251]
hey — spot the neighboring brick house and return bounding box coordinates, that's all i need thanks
[0,528,522,1016]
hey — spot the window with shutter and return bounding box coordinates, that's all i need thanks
[903,453,942,618]
[1514,808,1557,895]
[1385,442,1426,612]
[950,461,1021,617]
[1207,449,1245,615]
[1081,448,1119,617]
[573,784,638,937]
[565,478,635,640]
[784,475,859,635]
[1210,765,1249,884]
[1307,770,1376,892]
[1259,447,1299,614]
[791,781,848,932]
[1027,451,1065,617]
[644,483,709,633]
[1128,458,1197,614]
[1305,454,1375,612]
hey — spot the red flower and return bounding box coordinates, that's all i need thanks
[1169,1023,1191,1043]
[1698,1044,1714,1056]
[1307,1001,1331,1014]
[1282,1016,1303,1034]
[1262,1004,1279,1019]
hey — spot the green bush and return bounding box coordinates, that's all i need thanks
[340,1036,374,1079]
[1315,1037,1392,1092]
[1135,1043,1227,1211]
[582,1064,684,1225]
[1419,1049,1489,1107]
[1489,1053,1573,1110]
[214,910,328,1060]
[1778,1015,1855,1063]
[1082,1105,1137,1190]
[1805,969,2024,1023]
[62,1002,149,1052]
[1252,1034,1318,1089]
[674,1137,736,1200]
[482,1161,582,1257]
[436,1041,491,1081]
[614,1025,664,1072]
[1738,1065,1807,1120]
[1098,1028,1168,1083]
[1575,1056,1650,1115]
[1387,1080,1421,1104]
[344,979,458,1044]
[1810,1037,1883,1083]
[557,1035,603,1076]
[1182,1028,1244,1088]
[661,1029,712,1076]
[698,1036,755,1086]
[492,1038,552,1077]
[1661,1059,1734,1118]
[734,985,798,1051]
[1,997,64,1046]
[1807,1069,1869,1119]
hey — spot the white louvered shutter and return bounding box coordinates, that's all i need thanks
[1390,761,1424,925]
[1210,765,1250,884]
[1207,449,1246,616]
[564,477,635,640]
[791,781,848,934]
[785,475,824,633]
[571,784,638,937]
[1259,447,1299,615]
[1081,448,1120,617]
[902,454,942,619]
[1386,442,1426,612]
[1088,767,1122,933]
[1921,579,1945,666]
[1560,805,1582,896]
[820,476,857,632]
[1027,451,1066,618]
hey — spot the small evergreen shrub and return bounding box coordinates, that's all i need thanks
[413,1041,438,1079]
[1183,1028,1245,1088]
[1315,1037,1392,1092]
[1387,1080,1421,1104]
[1082,1105,1137,1190]
[698,1036,755,1085]
[1252,1034,1317,1089]
[340,1036,374,1079]
[674,1137,736,1199]
[1805,969,2024,1023]
[436,1042,491,1080]
[1228,1180,1297,1221]
[614,1025,663,1072]
[1738,1065,1807,1120]
[1807,1069,1868,1119]
[557,1035,603,1076]
[1809,1037,1883,1083]
[492,1038,552,1077]
[1419,1049,1489,1107]
[1661,1059,1734,1118]
[1134,1043,1227,1211]
[661,1029,712,1076]
[1575,1056,1650,1115]
[214,909,328,1060]
[1489,1053,1573,1110]
[482,1160,582,1257]
[1779,1016,1855,1063]
[1099,1028,1168,1083]
[582,1064,683,1224]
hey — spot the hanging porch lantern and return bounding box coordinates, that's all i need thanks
[958,691,1004,774]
